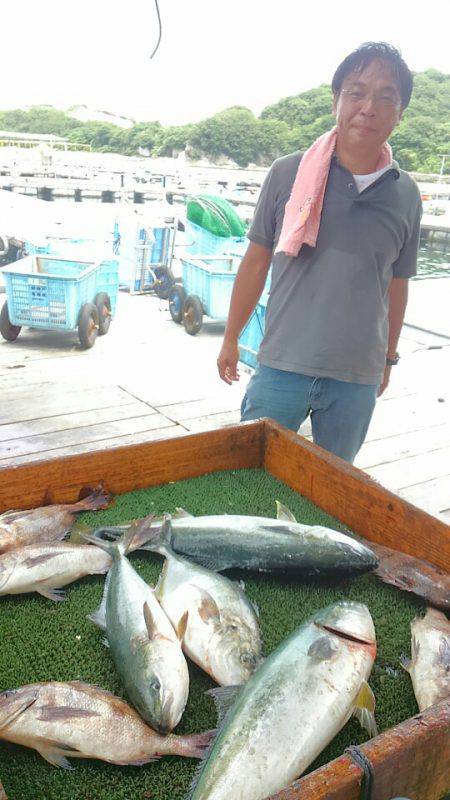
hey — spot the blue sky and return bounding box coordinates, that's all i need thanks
[2,0,449,124]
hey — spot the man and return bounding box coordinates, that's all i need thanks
[217,42,422,463]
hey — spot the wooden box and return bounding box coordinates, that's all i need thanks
[0,419,448,800]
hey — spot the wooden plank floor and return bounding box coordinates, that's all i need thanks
[0,291,449,521]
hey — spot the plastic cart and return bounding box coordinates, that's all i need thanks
[0,254,118,349]
[169,255,238,335]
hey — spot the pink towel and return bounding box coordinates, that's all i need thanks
[275,127,392,257]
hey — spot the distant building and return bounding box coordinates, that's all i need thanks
[0,130,90,151]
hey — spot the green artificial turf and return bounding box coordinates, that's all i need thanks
[0,468,423,800]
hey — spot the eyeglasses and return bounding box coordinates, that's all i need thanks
[340,88,401,111]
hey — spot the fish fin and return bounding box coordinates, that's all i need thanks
[183,729,218,800]
[275,501,297,523]
[36,745,75,770]
[0,689,38,731]
[400,654,411,672]
[176,610,189,641]
[123,514,157,553]
[102,637,110,649]
[173,507,194,519]
[237,579,246,591]
[116,756,160,766]
[195,587,221,625]
[143,601,159,641]
[352,680,378,738]
[185,553,232,571]
[87,569,111,630]
[137,516,173,556]
[206,685,242,726]
[75,484,112,512]
[251,600,260,618]
[36,586,66,602]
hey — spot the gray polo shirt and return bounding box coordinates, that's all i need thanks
[248,151,422,385]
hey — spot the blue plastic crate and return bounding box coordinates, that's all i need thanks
[185,221,246,261]
[181,256,236,320]
[3,255,118,330]
[238,278,270,368]
[238,303,267,368]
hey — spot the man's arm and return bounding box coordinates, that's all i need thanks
[217,242,272,385]
[378,277,409,396]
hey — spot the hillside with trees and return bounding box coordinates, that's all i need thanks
[0,70,448,172]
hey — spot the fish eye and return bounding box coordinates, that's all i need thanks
[227,624,238,632]
[150,679,161,691]
[241,653,254,665]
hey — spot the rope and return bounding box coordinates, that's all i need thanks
[345,745,374,800]
[149,0,162,59]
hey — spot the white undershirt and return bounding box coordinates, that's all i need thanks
[353,163,392,193]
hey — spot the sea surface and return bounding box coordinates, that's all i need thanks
[415,240,450,280]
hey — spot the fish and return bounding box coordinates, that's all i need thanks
[0,681,213,769]
[99,501,378,576]
[0,525,144,601]
[0,686,39,800]
[141,517,263,686]
[401,608,450,711]
[0,486,112,554]
[359,538,450,611]
[86,523,190,733]
[186,601,377,800]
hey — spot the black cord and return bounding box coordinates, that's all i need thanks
[345,745,374,800]
[149,0,162,59]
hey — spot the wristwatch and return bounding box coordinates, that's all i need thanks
[386,352,400,366]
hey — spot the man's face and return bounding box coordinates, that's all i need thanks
[333,59,403,152]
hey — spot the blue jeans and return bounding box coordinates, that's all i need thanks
[241,365,378,463]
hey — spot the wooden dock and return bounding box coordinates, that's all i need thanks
[0,291,449,523]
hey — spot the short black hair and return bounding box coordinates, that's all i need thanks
[332,42,413,109]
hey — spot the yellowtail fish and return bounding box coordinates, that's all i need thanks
[100,502,378,576]
[148,518,263,686]
[187,601,377,800]
[87,524,189,733]
[402,607,450,711]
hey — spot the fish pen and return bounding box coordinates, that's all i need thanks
[0,419,448,800]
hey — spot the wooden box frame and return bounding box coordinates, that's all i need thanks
[0,419,448,800]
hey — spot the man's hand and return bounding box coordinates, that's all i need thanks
[377,365,392,397]
[217,339,240,385]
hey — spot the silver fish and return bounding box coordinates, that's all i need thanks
[0,487,111,554]
[87,525,190,733]
[0,681,213,769]
[402,607,450,711]
[100,502,377,576]
[149,518,263,686]
[187,601,377,800]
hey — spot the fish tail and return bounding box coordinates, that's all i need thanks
[175,728,216,759]
[74,485,113,513]
[124,514,158,554]
[138,515,173,556]
[82,516,153,556]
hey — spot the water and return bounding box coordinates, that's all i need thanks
[415,241,450,280]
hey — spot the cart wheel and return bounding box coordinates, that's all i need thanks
[94,292,112,335]
[0,301,21,341]
[183,294,203,336]
[153,266,175,300]
[168,284,186,324]
[78,302,99,349]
